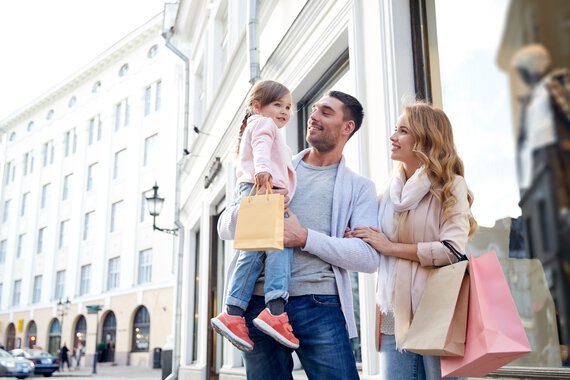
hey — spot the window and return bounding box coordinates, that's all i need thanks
[131,306,150,352]
[143,134,157,167]
[0,240,6,263]
[113,150,125,179]
[144,86,152,116]
[21,192,29,217]
[2,199,10,223]
[144,81,162,116]
[16,234,25,258]
[119,63,129,77]
[62,174,72,201]
[79,265,91,295]
[54,270,65,300]
[0,283,3,308]
[107,257,120,290]
[32,275,42,303]
[114,98,130,130]
[23,151,34,176]
[46,109,54,120]
[83,211,94,240]
[12,280,21,306]
[138,249,152,284]
[147,44,158,58]
[27,121,35,132]
[58,220,69,249]
[40,184,50,209]
[4,161,13,184]
[42,140,55,166]
[86,163,96,191]
[64,129,77,157]
[68,96,77,108]
[91,81,101,94]
[88,115,102,145]
[37,227,46,254]
[155,81,162,111]
[110,201,123,233]
[215,2,229,79]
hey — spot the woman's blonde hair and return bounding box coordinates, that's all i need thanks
[236,80,291,154]
[404,101,478,236]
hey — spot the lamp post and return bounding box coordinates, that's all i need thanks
[145,183,179,235]
[86,305,103,374]
[56,297,71,369]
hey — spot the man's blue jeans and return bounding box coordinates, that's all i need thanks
[226,182,293,309]
[379,334,465,380]
[242,294,359,380]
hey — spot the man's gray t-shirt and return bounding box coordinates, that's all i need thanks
[254,160,339,296]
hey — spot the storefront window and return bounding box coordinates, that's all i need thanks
[426,0,570,373]
[132,306,150,352]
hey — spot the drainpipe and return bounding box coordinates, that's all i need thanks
[247,0,260,83]
[163,28,189,380]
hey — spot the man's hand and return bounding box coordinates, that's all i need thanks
[269,187,290,209]
[284,209,308,247]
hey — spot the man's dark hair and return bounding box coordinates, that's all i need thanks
[327,90,364,138]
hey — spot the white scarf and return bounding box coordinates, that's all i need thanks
[376,166,431,313]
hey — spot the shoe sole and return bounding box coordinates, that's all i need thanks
[210,318,254,352]
[252,318,300,349]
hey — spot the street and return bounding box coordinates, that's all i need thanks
[49,363,162,380]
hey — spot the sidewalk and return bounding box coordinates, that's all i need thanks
[51,363,162,379]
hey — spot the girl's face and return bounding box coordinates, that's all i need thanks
[390,113,417,166]
[256,93,292,129]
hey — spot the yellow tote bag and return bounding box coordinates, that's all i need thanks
[234,186,284,251]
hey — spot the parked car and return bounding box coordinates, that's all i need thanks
[0,348,34,379]
[9,349,57,377]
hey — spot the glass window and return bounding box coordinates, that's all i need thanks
[110,201,123,233]
[54,270,65,300]
[0,240,6,263]
[91,81,101,94]
[86,163,96,191]
[132,306,150,352]
[58,220,69,249]
[155,81,162,111]
[36,227,46,254]
[143,134,157,167]
[83,211,94,241]
[427,0,570,371]
[21,192,29,216]
[144,86,152,116]
[88,115,102,145]
[32,275,42,303]
[147,44,158,59]
[16,234,25,258]
[192,229,200,362]
[80,265,91,295]
[138,249,152,284]
[114,99,129,130]
[107,257,120,290]
[62,174,72,201]
[41,184,50,209]
[119,63,129,77]
[2,199,10,223]
[12,280,21,306]
[26,321,37,348]
[113,150,125,180]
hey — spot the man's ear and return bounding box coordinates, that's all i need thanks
[343,120,356,137]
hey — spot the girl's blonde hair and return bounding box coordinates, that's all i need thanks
[236,80,291,154]
[404,101,478,236]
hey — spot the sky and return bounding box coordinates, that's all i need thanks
[0,0,167,121]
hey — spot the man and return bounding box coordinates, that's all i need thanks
[218,90,379,379]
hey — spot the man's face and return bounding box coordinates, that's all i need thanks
[306,96,347,152]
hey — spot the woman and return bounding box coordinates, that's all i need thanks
[348,102,477,379]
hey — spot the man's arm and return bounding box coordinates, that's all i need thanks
[284,180,380,273]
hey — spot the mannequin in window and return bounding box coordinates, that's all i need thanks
[511,44,570,204]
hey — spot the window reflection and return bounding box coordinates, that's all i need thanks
[432,0,570,369]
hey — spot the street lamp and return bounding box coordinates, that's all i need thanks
[145,182,179,235]
[56,297,71,368]
[86,305,103,374]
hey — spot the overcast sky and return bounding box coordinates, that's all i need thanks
[0,0,166,121]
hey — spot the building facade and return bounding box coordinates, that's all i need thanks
[165,0,570,379]
[0,14,180,368]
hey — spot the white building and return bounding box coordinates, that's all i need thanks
[164,0,570,379]
[0,13,181,368]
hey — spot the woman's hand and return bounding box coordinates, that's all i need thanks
[350,227,393,254]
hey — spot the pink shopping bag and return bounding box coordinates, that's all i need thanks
[441,252,531,377]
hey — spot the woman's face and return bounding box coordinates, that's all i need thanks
[390,113,417,166]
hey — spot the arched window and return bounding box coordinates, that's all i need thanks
[27,121,35,132]
[74,315,87,350]
[119,63,129,77]
[25,321,37,348]
[46,109,54,120]
[68,96,77,108]
[131,306,150,352]
[48,319,61,356]
[9,132,16,142]
[5,323,16,350]
[91,81,101,94]
[147,44,158,59]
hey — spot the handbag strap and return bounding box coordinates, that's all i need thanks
[441,240,468,262]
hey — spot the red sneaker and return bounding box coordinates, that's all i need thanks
[210,312,254,352]
[253,308,300,349]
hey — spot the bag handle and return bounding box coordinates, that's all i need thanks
[441,240,468,262]
[246,180,273,200]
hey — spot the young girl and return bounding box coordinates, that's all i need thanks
[348,101,477,379]
[211,80,298,352]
